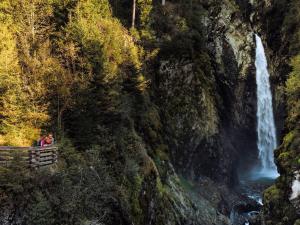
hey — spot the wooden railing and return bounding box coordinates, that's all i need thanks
[0,146,58,168]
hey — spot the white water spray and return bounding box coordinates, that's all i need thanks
[255,34,279,178]
[290,172,300,200]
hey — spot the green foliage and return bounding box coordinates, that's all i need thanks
[0,157,32,195]
[265,10,300,223]
[179,176,196,193]
[26,191,55,225]
[0,137,120,225]
[0,0,147,145]
[0,0,62,145]
[286,55,300,130]
[263,185,283,216]
[0,23,43,146]
[282,0,300,53]
[136,0,154,40]
[76,0,112,20]
[275,53,300,173]
[66,0,141,81]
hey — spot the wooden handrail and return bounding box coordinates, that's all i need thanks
[0,146,57,151]
[0,146,58,168]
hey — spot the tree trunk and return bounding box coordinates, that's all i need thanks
[162,0,166,6]
[132,0,136,28]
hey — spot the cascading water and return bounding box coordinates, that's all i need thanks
[229,35,281,225]
[254,34,279,178]
[231,35,280,225]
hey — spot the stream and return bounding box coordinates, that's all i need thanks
[230,175,276,225]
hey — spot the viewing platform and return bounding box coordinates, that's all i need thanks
[0,146,58,168]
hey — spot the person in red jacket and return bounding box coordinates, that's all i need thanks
[44,133,54,146]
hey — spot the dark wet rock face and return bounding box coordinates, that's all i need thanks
[230,203,261,225]
[156,0,258,187]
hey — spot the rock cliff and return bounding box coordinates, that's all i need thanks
[155,0,257,186]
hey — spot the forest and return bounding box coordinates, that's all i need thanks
[0,0,299,225]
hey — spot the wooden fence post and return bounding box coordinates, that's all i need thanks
[36,148,40,168]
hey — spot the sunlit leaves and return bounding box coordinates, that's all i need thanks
[286,55,300,129]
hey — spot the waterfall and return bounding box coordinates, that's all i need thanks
[254,34,279,178]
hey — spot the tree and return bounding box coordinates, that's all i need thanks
[60,0,143,145]
[0,23,41,146]
[132,0,136,28]
[0,0,60,144]
[26,192,55,225]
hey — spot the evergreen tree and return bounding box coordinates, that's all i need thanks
[0,23,40,146]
